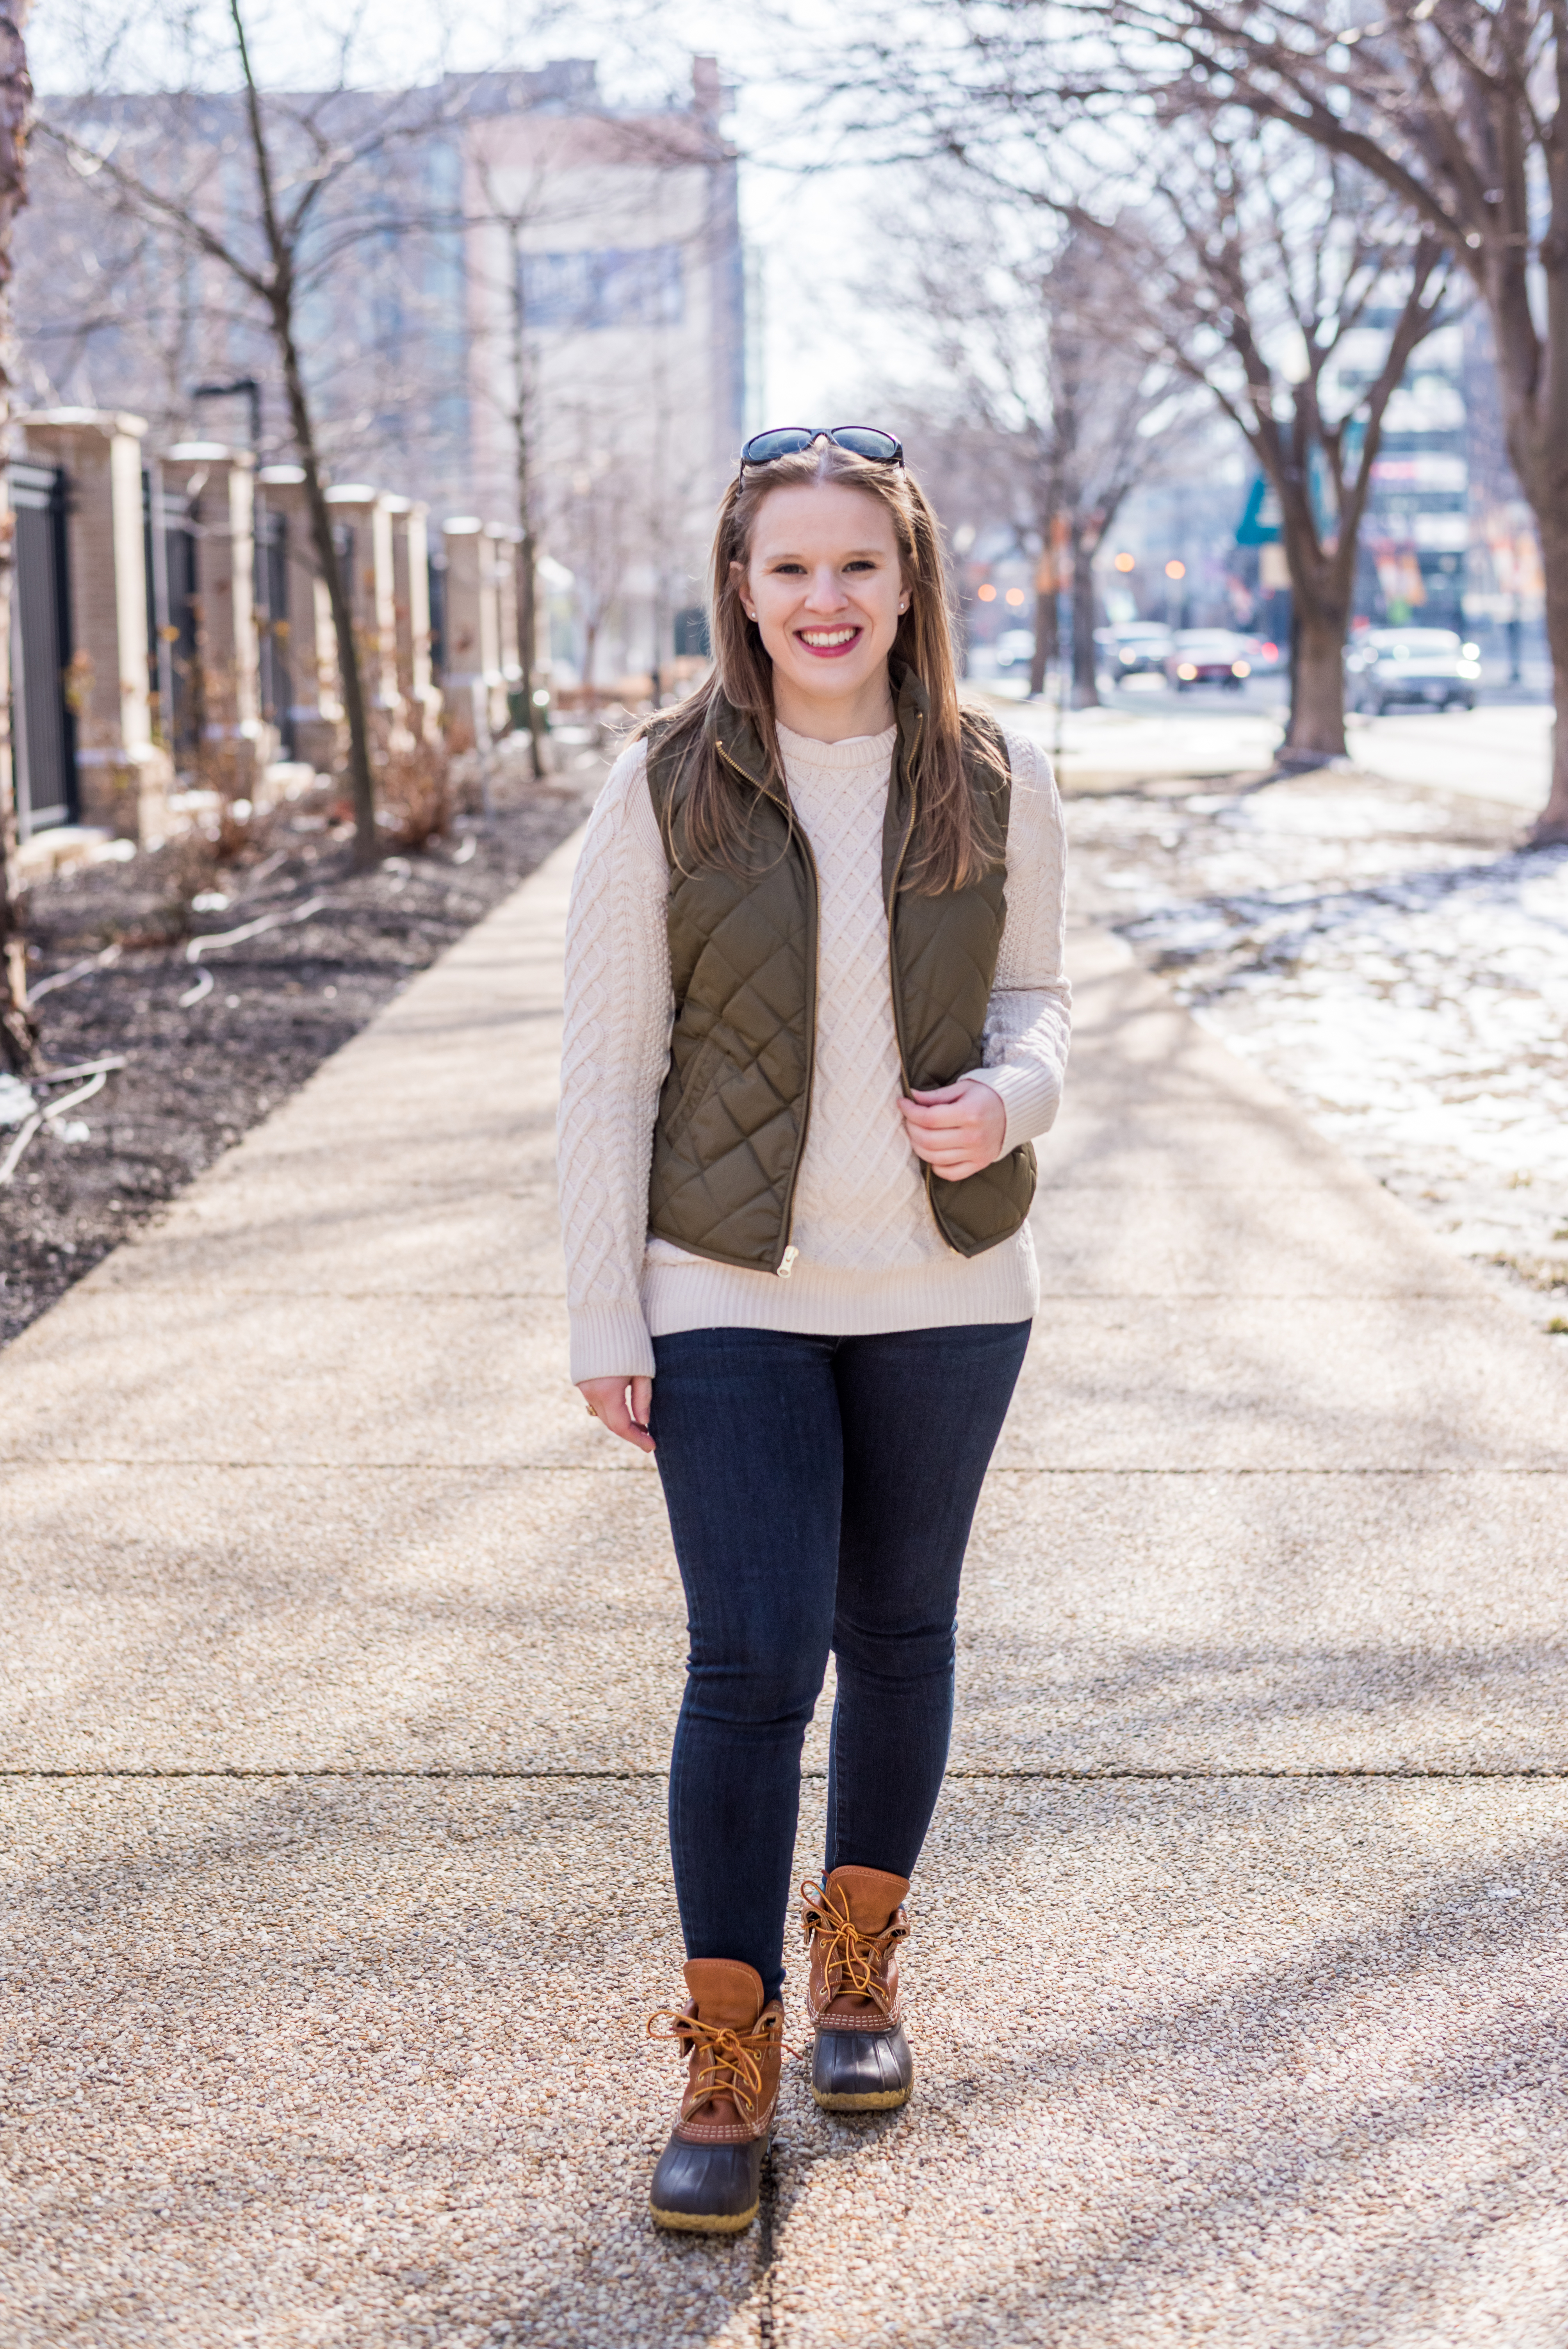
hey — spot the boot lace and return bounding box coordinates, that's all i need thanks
[646,2007,779,2124]
[800,1877,906,2017]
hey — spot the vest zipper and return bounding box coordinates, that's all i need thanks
[772,818,820,1274]
[718,744,820,1275]
[884,713,964,1257]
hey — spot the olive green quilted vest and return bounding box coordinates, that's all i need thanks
[643,663,1037,1275]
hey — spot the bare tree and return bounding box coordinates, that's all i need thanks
[1042,223,1205,704]
[458,71,735,734]
[1120,124,1456,753]
[877,194,1203,703]
[0,0,31,1072]
[468,154,554,779]
[910,0,1568,838]
[548,416,639,698]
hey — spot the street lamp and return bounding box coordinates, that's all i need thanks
[191,377,262,452]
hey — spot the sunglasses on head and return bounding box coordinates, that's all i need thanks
[739,424,904,471]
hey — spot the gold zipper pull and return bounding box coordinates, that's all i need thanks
[777,1245,799,1280]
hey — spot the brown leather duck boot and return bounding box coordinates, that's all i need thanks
[800,1865,914,2113]
[647,1959,784,2233]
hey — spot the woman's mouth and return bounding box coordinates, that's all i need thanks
[795,625,862,659]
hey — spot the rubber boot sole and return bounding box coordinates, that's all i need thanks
[649,2197,759,2234]
[811,2081,911,2112]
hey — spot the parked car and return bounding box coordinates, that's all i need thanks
[1346,628,1481,714]
[1165,630,1258,690]
[1096,622,1174,677]
[993,627,1038,673]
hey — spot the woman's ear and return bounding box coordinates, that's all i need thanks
[729,558,755,622]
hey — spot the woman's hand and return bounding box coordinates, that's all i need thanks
[899,1077,1007,1183]
[579,1374,656,1455]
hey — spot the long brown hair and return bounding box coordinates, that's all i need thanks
[640,440,1003,894]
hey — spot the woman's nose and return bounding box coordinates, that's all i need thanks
[804,567,847,610]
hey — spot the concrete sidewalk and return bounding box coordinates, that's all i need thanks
[5,828,1568,2347]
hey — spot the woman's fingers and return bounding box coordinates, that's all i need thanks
[906,1141,981,1169]
[901,1101,976,1135]
[904,1123,988,1167]
[899,1078,1007,1177]
[903,1121,992,1180]
[578,1374,656,1454]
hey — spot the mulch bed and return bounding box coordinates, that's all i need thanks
[1,753,606,1349]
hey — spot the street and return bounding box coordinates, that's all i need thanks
[994,682,1554,813]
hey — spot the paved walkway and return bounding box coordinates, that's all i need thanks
[5,827,1568,2347]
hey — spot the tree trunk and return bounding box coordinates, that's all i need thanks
[1482,237,1568,845]
[1028,584,1056,697]
[504,220,549,782]
[0,0,33,1075]
[1529,510,1568,845]
[1270,501,1349,760]
[515,533,549,779]
[1071,535,1099,708]
[229,0,375,865]
[275,312,377,865]
[1287,602,1349,760]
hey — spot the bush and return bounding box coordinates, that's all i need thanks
[377,738,453,851]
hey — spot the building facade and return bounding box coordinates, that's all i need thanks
[20,57,743,705]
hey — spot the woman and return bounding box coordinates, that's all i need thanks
[557,426,1070,2233]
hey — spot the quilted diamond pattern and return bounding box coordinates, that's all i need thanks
[643,682,1036,1271]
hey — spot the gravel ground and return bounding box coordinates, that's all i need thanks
[7,1457,1568,1779]
[0,1777,763,2349]
[0,741,605,1349]
[7,1775,1568,2348]
[1062,766,1568,1321]
[771,1777,1568,2349]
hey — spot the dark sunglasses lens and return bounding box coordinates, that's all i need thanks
[830,429,900,462]
[742,428,816,464]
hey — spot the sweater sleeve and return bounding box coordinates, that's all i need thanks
[556,739,673,1383]
[963,729,1072,1155]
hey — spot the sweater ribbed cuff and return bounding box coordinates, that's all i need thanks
[568,1301,657,1385]
[964,1062,1064,1157]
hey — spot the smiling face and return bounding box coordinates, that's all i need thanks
[734,480,908,738]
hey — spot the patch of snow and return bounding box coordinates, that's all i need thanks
[1069,774,1568,1306]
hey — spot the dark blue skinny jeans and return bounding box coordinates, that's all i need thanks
[649,1319,1031,2004]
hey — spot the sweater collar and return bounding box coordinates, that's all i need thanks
[710,656,928,801]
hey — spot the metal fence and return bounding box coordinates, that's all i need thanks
[10,459,76,837]
[255,502,292,757]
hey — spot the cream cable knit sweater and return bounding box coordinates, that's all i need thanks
[558,720,1071,1383]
